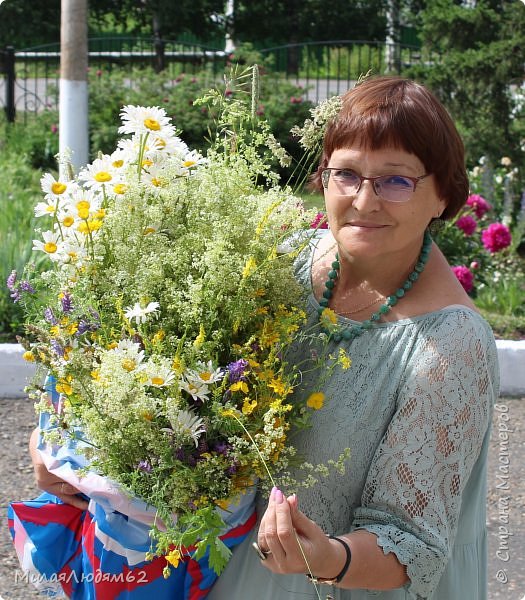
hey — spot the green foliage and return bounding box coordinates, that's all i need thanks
[405,0,525,172]
[234,0,387,46]
[88,58,313,182]
[0,118,51,340]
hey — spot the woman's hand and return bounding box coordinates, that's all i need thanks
[29,427,89,511]
[256,487,347,579]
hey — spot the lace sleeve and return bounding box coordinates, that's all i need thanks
[352,311,498,598]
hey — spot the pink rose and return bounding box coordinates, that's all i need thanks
[451,265,474,293]
[310,212,329,229]
[481,223,512,253]
[455,215,477,236]
[470,261,479,270]
[466,194,491,219]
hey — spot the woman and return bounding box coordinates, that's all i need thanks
[208,77,499,598]
[28,76,499,599]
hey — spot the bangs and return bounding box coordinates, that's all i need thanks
[312,76,469,219]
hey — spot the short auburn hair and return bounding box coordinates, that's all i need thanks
[311,76,469,220]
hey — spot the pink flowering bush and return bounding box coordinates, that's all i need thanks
[455,215,477,236]
[451,266,474,293]
[434,180,519,296]
[310,211,329,229]
[466,194,492,219]
[481,223,512,253]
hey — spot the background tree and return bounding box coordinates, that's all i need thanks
[405,0,525,170]
[0,0,61,47]
[233,0,387,47]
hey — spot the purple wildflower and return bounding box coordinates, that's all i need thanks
[137,460,152,473]
[226,464,238,476]
[10,289,21,303]
[61,292,73,313]
[19,280,35,294]
[50,339,65,357]
[227,358,249,383]
[44,307,59,325]
[213,441,231,455]
[6,270,17,290]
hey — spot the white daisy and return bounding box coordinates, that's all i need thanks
[32,230,63,258]
[60,234,89,261]
[79,156,122,192]
[167,408,206,447]
[181,149,206,170]
[63,187,102,220]
[179,378,210,402]
[34,198,60,218]
[150,134,189,157]
[141,164,169,192]
[40,173,69,197]
[187,361,224,385]
[124,301,160,324]
[144,360,176,388]
[118,105,176,138]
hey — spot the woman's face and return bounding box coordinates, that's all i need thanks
[324,146,446,261]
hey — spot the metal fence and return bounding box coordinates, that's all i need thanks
[0,37,436,121]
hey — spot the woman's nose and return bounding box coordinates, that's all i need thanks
[351,179,381,211]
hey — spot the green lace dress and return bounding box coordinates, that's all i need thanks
[208,235,500,600]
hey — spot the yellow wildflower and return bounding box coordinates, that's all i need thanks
[242,398,258,415]
[221,408,240,418]
[152,330,166,344]
[242,257,257,279]
[268,378,292,396]
[91,370,100,381]
[171,356,184,374]
[193,324,206,348]
[306,392,325,410]
[67,323,79,336]
[22,351,35,362]
[320,308,337,325]
[165,549,181,568]
[230,381,249,394]
[56,379,73,395]
[338,348,352,370]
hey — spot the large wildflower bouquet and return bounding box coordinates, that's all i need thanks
[11,70,337,583]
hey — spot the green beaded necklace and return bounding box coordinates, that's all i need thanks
[318,229,433,342]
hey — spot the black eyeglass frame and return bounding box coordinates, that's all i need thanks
[321,168,431,202]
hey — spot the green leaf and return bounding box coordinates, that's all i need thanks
[208,537,232,575]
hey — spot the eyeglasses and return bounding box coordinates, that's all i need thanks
[321,168,430,203]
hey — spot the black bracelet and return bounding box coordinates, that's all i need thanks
[306,534,352,585]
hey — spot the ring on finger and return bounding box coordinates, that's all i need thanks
[252,542,272,561]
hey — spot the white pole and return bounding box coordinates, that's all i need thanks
[224,0,235,54]
[59,0,89,177]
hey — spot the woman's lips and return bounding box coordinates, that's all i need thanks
[348,222,387,228]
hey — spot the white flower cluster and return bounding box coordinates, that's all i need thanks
[32,106,205,270]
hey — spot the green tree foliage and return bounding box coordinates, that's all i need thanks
[406,0,525,169]
[233,0,387,47]
[0,0,61,48]
[89,0,225,42]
